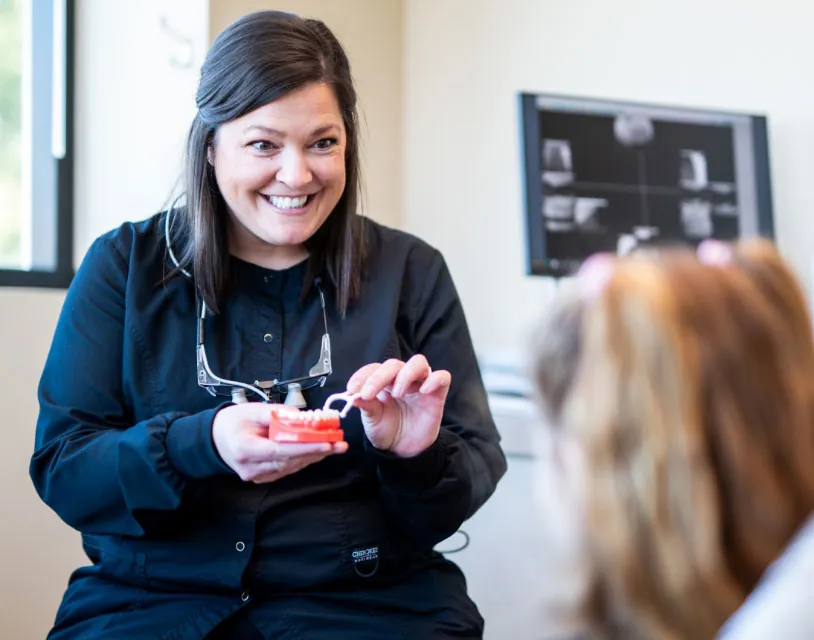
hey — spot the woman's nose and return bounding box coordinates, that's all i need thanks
[276,148,312,189]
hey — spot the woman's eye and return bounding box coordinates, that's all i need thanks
[313,137,338,150]
[250,141,274,152]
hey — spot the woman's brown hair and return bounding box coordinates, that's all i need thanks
[535,240,814,639]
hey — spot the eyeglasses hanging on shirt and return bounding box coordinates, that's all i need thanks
[195,281,332,407]
[164,201,332,408]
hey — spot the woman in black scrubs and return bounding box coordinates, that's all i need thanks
[30,10,506,640]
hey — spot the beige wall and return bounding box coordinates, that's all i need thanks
[0,290,77,639]
[402,0,814,359]
[209,0,404,227]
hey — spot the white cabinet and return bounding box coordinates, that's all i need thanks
[446,454,549,639]
[437,393,551,640]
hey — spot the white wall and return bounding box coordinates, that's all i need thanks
[402,0,814,358]
[74,0,210,260]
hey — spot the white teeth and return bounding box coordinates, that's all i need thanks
[277,408,339,422]
[269,195,308,209]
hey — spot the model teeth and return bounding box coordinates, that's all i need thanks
[269,195,308,209]
[277,408,339,421]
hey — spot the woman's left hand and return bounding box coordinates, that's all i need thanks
[346,355,451,458]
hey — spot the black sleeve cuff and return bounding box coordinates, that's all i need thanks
[166,404,233,478]
[365,429,451,493]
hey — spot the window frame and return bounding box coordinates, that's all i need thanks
[0,0,75,289]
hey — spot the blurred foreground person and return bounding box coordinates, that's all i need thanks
[533,239,814,640]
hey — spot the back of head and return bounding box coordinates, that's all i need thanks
[535,240,814,639]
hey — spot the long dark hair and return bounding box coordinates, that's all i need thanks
[170,11,366,315]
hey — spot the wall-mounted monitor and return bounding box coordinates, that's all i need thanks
[519,92,774,277]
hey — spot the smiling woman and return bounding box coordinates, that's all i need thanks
[0,0,75,287]
[30,9,506,640]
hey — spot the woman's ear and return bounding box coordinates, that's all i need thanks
[207,145,214,166]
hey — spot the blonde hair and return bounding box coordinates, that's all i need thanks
[535,240,814,639]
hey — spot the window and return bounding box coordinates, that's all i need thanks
[0,0,74,288]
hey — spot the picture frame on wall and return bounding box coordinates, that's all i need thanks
[519,92,775,277]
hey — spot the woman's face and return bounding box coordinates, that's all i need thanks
[209,82,347,267]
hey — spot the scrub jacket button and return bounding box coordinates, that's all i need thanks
[241,591,251,603]
[236,541,246,552]
[263,333,273,343]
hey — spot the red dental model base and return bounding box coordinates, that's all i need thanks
[268,407,345,444]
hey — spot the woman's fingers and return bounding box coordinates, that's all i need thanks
[215,401,348,483]
[419,369,451,395]
[347,356,441,401]
[391,355,432,398]
[345,363,382,395]
[250,451,333,484]
[354,359,404,401]
[234,439,334,465]
[236,401,277,425]
[272,441,336,459]
[348,357,447,399]
[351,395,385,424]
[249,442,349,483]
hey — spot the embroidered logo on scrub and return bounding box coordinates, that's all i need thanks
[351,546,380,577]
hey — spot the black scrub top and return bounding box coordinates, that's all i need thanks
[30,212,507,639]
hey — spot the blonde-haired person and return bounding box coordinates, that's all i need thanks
[532,239,814,640]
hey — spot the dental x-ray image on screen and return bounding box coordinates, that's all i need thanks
[519,93,775,277]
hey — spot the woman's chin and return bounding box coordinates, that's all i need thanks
[229,210,327,263]
[266,226,313,247]
[253,223,316,253]
[262,212,330,245]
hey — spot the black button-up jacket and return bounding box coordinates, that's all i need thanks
[30,213,507,639]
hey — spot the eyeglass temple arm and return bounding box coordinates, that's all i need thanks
[195,298,216,395]
[309,284,332,376]
[196,299,270,401]
[259,283,332,385]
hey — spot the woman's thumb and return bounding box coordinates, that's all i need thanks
[237,402,277,424]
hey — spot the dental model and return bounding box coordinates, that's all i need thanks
[268,392,357,444]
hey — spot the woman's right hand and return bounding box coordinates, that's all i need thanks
[211,403,347,483]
